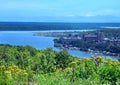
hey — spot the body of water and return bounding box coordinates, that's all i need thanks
[0,31,119,60]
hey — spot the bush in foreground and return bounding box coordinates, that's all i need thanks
[0,45,119,85]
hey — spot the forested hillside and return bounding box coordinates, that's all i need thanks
[0,22,120,31]
[0,44,120,85]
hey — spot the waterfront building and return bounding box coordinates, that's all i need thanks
[82,32,104,42]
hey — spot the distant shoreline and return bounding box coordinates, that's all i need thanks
[0,22,120,31]
[0,29,94,32]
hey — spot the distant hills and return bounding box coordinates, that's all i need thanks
[0,22,120,31]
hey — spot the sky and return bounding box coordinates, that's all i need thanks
[0,0,120,22]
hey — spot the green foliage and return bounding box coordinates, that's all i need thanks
[55,50,72,69]
[0,44,120,85]
[98,60,120,84]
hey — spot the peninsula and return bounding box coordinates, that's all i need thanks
[34,29,120,57]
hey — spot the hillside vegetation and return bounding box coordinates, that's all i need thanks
[0,44,120,85]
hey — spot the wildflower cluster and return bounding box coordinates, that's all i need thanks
[0,65,5,70]
[7,65,28,76]
[0,65,28,85]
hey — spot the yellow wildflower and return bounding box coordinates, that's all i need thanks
[55,68,62,73]
[4,71,11,75]
[0,65,5,70]
[64,67,72,71]
[23,72,28,75]
[71,61,77,64]
[97,56,103,62]
[109,62,113,65]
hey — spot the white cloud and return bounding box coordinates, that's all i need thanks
[79,9,120,17]
[80,13,96,17]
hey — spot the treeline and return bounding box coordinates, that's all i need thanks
[98,29,120,39]
[0,44,73,73]
[55,38,120,56]
[0,22,120,31]
[71,40,120,54]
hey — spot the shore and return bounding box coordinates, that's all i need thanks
[54,43,120,59]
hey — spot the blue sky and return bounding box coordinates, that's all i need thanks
[0,0,120,22]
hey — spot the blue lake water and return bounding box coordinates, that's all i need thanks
[0,31,119,60]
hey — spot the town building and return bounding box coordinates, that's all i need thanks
[82,32,104,42]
